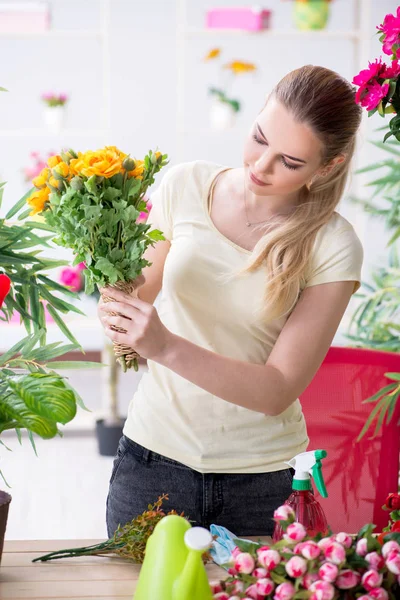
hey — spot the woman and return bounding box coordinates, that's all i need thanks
[99,65,363,537]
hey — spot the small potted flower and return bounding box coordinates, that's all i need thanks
[282,1,334,31]
[41,92,68,133]
[204,48,257,130]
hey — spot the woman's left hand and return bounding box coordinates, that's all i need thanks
[98,286,172,362]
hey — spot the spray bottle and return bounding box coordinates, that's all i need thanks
[273,449,329,541]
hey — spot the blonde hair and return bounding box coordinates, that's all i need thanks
[243,65,362,321]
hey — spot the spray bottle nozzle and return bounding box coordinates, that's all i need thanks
[286,450,328,498]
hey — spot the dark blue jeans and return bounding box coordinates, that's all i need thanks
[106,435,294,538]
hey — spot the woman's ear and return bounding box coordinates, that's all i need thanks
[319,154,346,177]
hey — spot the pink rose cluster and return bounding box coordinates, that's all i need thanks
[211,504,400,600]
[353,7,400,120]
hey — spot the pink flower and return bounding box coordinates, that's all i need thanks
[244,584,260,599]
[356,538,368,556]
[309,580,335,600]
[357,597,373,600]
[137,200,152,223]
[362,569,383,591]
[336,569,360,589]
[252,567,268,578]
[297,540,321,560]
[273,504,295,521]
[230,580,244,594]
[382,540,400,558]
[318,537,333,551]
[360,81,389,111]
[234,552,255,574]
[273,582,295,600]
[318,562,338,582]
[285,555,307,578]
[257,549,281,570]
[210,580,223,594]
[368,588,389,600]
[284,522,307,543]
[365,551,384,570]
[59,267,82,293]
[77,262,86,271]
[256,577,275,596]
[382,59,400,79]
[302,572,319,589]
[213,593,229,600]
[377,7,400,56]
[353,58,386,87]
[335,533,353,549]
[323,541,346,565]
[386,549,400,575]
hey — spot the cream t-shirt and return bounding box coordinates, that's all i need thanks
[123,160,363,473]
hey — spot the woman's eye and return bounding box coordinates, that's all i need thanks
[253,134,300,171]
[281,158,299,171]
[252,133,267,145]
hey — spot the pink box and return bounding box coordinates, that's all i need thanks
[206,7,272,31]
[0,2,50,33]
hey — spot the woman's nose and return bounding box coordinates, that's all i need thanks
[255,151,274,175]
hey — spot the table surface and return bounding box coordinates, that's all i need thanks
[0,538,264,599]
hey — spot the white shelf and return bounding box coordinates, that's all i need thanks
[0,128,108,138]
[180,28,365,40]
[0,30,102,39]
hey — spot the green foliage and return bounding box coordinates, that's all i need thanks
[209,88,241,113]
[348,134,400,439]
[37,149,168,295]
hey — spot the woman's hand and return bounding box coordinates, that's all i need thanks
[98,285,172,363]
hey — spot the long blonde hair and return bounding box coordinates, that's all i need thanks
[244,65,362,321]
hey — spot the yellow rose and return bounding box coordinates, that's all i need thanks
[69,153,84,176]
[49,176,60,189]
[53,162,69,178]
[47,155,63,168]
[27,186,50,215]
[79,148,123,178]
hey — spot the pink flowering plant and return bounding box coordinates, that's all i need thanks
[353,7,400,142]
[41,93,68,107]
[210,505,400,600]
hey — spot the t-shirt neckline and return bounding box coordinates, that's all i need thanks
[202,165,252,255]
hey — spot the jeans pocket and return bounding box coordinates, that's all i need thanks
[109,438,129,486]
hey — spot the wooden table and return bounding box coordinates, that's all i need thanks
[0,539,230,599]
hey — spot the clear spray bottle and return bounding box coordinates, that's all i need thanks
[273,449,329,541]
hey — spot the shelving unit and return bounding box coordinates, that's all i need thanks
[0,0,111,137]
[175,0,373,246]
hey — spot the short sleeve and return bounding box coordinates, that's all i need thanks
[147,163,190,241]
[305,223,364,294]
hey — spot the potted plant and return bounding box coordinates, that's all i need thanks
[204,48,257,130]
[347,5,400,440]
[283,0,333,31]
[41,92,68,134]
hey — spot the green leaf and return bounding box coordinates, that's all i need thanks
[95,257,117,279]
[5,187,35,219]
[385,372,400,381]
[48,361,103,369]
[0,337,31,367]
[45,304,82,349]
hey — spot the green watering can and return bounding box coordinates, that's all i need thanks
[134,514,214,600]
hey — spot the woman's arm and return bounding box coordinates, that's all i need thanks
[100,280,354,416]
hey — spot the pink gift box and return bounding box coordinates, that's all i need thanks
[0,2,50,33]
[206,7,272,31]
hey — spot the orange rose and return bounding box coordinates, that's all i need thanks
[27,186,50,215]
[77,148,123,178]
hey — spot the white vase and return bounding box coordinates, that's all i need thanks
[209,100,237,130]
[43,106,66,134]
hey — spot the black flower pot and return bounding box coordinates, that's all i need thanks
[95,418,125,456]
[0,491,11,566]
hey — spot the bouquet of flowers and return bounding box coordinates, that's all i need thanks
[25,146,167,371]
[23,151,55,183]
[353,6,400,142]
[41,92,68,108]
[210,503,400,600]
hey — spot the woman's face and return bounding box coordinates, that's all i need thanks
[243,96,325,197]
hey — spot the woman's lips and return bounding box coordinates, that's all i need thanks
[249,171,270,186]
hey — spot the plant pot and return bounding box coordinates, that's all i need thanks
[209,100,237,130]
[293,0,330,31]
[42,105,66,134]
[0,491,11,566]
[95,418,125,456]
